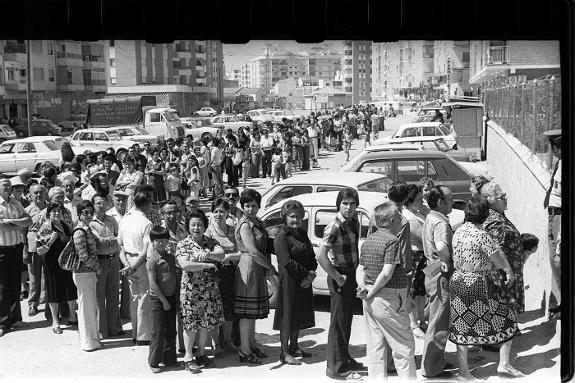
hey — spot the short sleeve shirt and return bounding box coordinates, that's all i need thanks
[360,229,407,288]
[422,210,453,263]
[321,212,359,268]
[147,251,177,297]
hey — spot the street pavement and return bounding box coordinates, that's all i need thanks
[0,113,561,382]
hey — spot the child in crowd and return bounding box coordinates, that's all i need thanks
[271,148,284,185]
[283,146,293,178]
[146,226,178,374]
[343,126,352,162]
[164,165,182,208]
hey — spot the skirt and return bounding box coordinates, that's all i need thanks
[180,270,224,331]
[233,254,269,319]
[448,269,517,345]
[43,249,77,303]
[273,268,315,332]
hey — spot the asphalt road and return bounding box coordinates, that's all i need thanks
[0,113,560,382]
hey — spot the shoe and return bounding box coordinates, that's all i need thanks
[67,319,78,326]
[443,362,457,370]
[326,371,362,380]
[195,354,214,368]
[280,352,302,365]
[497,365,525,378]
[411,326,425,339]
[52,326,63,334]
[11,321,29,329]
[422,370,454,378]
[252,347,268,358]
[28,307,38,317]
[184,361,202,374]
[150,366,162,374]
[223,341,237,354]
[291,348,312,358]
[135,340,151,346]
[238,351,261,364]
[515,328,522,336]
[345,360,367,372]
[214,345,225,357]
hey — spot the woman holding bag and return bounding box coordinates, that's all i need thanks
[36,202,78,334]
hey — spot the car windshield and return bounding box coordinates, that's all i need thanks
[357,177,393,193]
[163,111,180,122]
[43,140,59,151]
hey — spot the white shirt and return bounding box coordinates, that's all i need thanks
[81,185,96,201]
[118,208,152,254]
[106,207,125,226]
[260,136,275,150]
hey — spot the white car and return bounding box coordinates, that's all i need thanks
[69,128,136,158]
[247,109,273,123]
[104,126,159,145]
[210,115,252,132]
[193,107,218,117]
[259,171,393,210]
[269,110,297,123]
[379,122,458,150]
[260,191,464,297]
[184,121,220,142]
[0,136,64,174]
[0,124,17,142]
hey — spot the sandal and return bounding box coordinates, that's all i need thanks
[252,347,268,358]
[239,351,261,364]
[291,348,312,358]
[184,361,202,374]
[497,365,525,378]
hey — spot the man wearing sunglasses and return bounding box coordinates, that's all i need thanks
[223,187,242,227]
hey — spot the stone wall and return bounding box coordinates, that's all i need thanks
[486,120,554,311]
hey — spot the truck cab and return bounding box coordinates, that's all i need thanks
[143,107,185,140]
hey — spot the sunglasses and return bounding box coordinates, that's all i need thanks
[81,209,95,216]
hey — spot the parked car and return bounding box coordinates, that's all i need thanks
[0,124,17,142]
[0,136,64,174]
[372,136,480,162]
[193,107,218,117]
[57,114,87,133]
[247,109,274,123]
[259,171,393,210]
[210,114,252,132]
[378,122,457,150]
[260,191,464,297]
[104,126,159,145]
[269,110,297,123]
[68,128,136,160]
[183,120,220,141]
[340,149,472,209]
[13,119,62,137]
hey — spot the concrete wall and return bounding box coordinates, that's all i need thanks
[486,120,554,311]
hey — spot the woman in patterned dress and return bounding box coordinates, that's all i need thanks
[449,197,523,380]
[480,182,526,316]
[176,211,225,372]
[115,156,144,209]
[233,188,276,364]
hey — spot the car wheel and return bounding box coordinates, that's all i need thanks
[266,273,279,309]
[201,132,213,141]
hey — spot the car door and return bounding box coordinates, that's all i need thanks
[93,132,111,149]
[76,131,95,151]
[0,143,17,172]
[15,142,37,169]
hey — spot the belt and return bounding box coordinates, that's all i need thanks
[0,243,23,250]
[548,207,561,215]
[98,253,116,259]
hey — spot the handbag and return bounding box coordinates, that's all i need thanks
[58,228,86,272]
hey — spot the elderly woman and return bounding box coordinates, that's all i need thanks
[72,200,103,352]
[115,156,144,209]
[449,196,522,379]
[36,202,78,334]
[470,175,491,197]
[273,200,317,365]
[356,202,416,380]
[204,198,242,354]
[233,188,275,364]
[176,211,225,373]
[402,184,427,338]
[480,182,525,317]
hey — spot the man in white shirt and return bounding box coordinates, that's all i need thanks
[118,189,153,345]
[209,138,224,200]
[307,120,320,166]
[260,129,275,178]
[107,191,130,319]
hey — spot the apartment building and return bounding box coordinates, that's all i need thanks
[469,40,560,93]
[371,41,434,101]
[433,41,471,97]
[342,41,371,104]
[0,40,106,122]
[108,40,224,115]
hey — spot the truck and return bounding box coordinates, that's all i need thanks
[84,96,185,140]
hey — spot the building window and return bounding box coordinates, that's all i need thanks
[109,58,115,67]
[19,69,27,77]
[47,43,54,55]
[48,69,55,82]
[66,68,72,82]
[110,40,115,47]
[110,78,116,85]
[7,68,15,81]
[60,44,66,52]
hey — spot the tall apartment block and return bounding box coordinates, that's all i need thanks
[469,40,560,94]
[0,40,106,122]
[342,41,371,104]
[108,40,224,115]
[433,41,471,98]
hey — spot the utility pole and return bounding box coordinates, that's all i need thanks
[26,40,32,137]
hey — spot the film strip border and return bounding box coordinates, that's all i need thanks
[0,0,567,41]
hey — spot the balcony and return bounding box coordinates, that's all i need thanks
[487,46,509,65]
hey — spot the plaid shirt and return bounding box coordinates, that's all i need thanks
[322,212,360,268]
[73,224,102,273]
[0,195,27,246]
[360,229,407,289]
[146,205,164,227]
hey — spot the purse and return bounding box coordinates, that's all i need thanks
[58,228,86,272]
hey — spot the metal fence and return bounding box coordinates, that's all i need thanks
[481,77,561,155]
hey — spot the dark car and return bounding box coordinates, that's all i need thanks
[340,149,472,209]
[13,119,63,137]
[57,114,87,133]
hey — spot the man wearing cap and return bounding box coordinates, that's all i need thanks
[543,129,561,318]
[0,178,32,337]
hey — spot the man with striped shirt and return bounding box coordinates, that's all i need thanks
[317,188,366,380]
[0,178,32,337]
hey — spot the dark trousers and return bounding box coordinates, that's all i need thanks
[262,150,272,177]
[27,251,44,309]
[149,294,177,367]
[421,272,450,377]
[0,244,24,330]
[326,269,357,376]
[120,274,131,319]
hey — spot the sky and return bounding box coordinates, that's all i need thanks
[223,40,342,73]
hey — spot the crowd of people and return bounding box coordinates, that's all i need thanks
[0,106,560,380]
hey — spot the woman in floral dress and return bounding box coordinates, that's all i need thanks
[176,211,225,372]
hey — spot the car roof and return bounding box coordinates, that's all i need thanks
[398,122,445,128]
[366,143,423,152]
[103,126,139,130]
[264,191,389,215]
[73,128,108,133]
[271,171,389,187]
[345,149,452,161]
[2,136,65,144]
